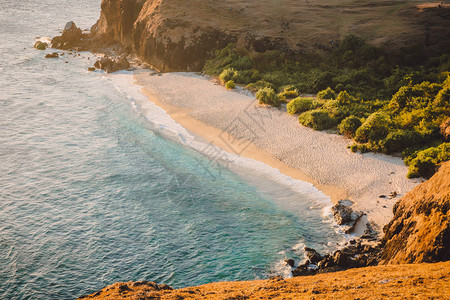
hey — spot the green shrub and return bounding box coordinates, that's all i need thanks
[355,112,391,143]
[246,80,274,92]
[338,115,362,138]
[406,143,450,178]
[434,87,450,107]
[389,81,442,111]
[225,80,236,89]
[219,68,237,84]
[278,85,299,100]
[349,144,358,152]
[287,97,316,114]
[298,109,336,130]
[256,87,280,106]
[335,83,345,92]
[234,70,253,84]
[336,91,357,105]
[317,87,336,100]
[380,130,423,154]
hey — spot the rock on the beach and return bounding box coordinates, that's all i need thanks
[34,41,47,50]
[45,52,59,58]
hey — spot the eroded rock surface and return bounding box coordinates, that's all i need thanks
[381,161,450,264]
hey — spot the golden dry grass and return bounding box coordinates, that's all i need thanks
[80,261,450,299]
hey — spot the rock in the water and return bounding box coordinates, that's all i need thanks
[304,247,323,264]
[52,21,82,49]
[94,56,130,73]
[34,41,47,50]
[88,67,95,72]
[45,52,59,58]
[62,21,82,44]
[284,258,295,268]
[331,200,363,233]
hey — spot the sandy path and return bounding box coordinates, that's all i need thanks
[134,71,420,230]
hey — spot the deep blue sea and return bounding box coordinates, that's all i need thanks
[0,1,344,299]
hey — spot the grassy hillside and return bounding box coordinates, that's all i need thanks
[80,261,450,299]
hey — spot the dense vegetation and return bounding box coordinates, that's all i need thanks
[203,35,450,178]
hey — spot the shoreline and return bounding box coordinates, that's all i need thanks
[137,81,349,205]
[132,70,420,232]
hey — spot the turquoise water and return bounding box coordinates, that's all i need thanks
[0,1,343,299]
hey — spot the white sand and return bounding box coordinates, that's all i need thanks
[134,71,421,231]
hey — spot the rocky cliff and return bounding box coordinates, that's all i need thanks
[90,0,450,71]
[381,161,450,264]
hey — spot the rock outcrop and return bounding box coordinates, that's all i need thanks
[292,242,381,277]
[381,161,450,264]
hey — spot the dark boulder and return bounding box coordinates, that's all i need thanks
[45,52,59,58]
[118,56,130,70]
[331,200,363,233]
[284,258,295,268]
[62,21,82,45]
[88,67,96,72]
[52,21,82,49]
[304,247,323,264]
[34,41,47,50]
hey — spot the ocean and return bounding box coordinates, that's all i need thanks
[0,1,344,298]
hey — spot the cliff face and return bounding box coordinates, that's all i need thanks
[381,161,450,264]
[92,0,450,72]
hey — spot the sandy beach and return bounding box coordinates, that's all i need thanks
[134,70,421,231]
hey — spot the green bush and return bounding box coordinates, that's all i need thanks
[287,97,316,114]
[434,87,450,107]
[317,87,336,100]
[406,143,450,178]
[278,85,299,101]
[335,83,345,92]
[355,112,391,143]
[338,115,362,138]
[298,109,336,130]
[336,91,357,105]
[225,80,236,89]
[349,144,358,152]
[246,80,274,92]
[219,68,237,84]
[256,87,280,106]
[380,130,422,154]
[389,81,442,111]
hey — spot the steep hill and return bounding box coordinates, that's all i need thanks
[91,0,450,71]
